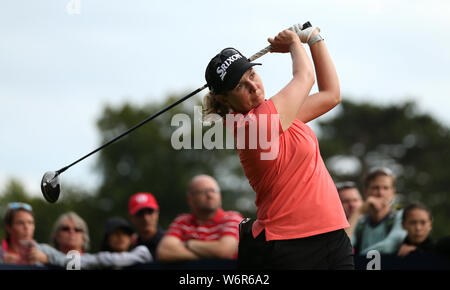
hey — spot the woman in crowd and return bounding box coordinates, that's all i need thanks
[50,211,90,254]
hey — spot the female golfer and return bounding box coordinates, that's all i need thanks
[203,25,353,269]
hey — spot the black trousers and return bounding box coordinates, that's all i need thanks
[238,221,354,270]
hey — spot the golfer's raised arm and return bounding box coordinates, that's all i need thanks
[269,29,315,132]
[296,30,341,123]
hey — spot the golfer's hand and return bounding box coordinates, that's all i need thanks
[268,30,301,53]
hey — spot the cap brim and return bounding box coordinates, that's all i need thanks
[222,60,261,92]
[129,204,158,216]
[106,224,134,236]
[116,226,134,236]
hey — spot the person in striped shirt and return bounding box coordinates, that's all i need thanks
[156,175,243,262]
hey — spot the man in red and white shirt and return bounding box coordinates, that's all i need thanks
[156,175,242,262]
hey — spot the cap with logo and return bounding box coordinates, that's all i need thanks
[205,48,261,95]
[128,192,159,215]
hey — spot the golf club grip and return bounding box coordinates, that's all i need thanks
[248,21,312,62]
[248,45,271,62]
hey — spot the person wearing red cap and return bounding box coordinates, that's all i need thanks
[156,175,242,262]
[128,192,165,260]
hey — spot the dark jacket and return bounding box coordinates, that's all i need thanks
[401,236,435,255]
[133,227,165,260]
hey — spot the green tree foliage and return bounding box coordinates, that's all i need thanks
[318,99,450,238]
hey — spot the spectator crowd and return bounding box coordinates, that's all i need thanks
[0,174,241,269]
[1,170,449,270]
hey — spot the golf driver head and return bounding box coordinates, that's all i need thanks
[41,171,61,203]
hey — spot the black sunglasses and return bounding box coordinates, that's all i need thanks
[135,208,156,217]
[59,226,83,233]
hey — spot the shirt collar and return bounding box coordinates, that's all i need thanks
[404,236,433,247]
[368,209,394,227]
[1,239,8,252]
[192,208,224,224]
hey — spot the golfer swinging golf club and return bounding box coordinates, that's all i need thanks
[203,24,353,269]
[40,22,312,204]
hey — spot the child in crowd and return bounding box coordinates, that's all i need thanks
[100,217,134,252]
[75,217,152,269]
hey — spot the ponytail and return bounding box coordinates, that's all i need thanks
[202,91,233,123]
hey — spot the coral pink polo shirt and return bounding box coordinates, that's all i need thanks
[227,99,348,241]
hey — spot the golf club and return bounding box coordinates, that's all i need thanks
[41,21,313,203]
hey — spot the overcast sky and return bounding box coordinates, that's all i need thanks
[1,0,449,197]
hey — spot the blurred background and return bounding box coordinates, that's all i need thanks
[1,0,449,251]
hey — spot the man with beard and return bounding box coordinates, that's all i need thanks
[156,175,242,262]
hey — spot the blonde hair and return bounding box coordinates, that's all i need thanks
[202,91,233,123]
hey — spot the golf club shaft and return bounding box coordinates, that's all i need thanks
[55,46,270,176]
[55,84,208,175]
[55,21,310,176]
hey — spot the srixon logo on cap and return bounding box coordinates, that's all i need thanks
[216,53,243,81]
